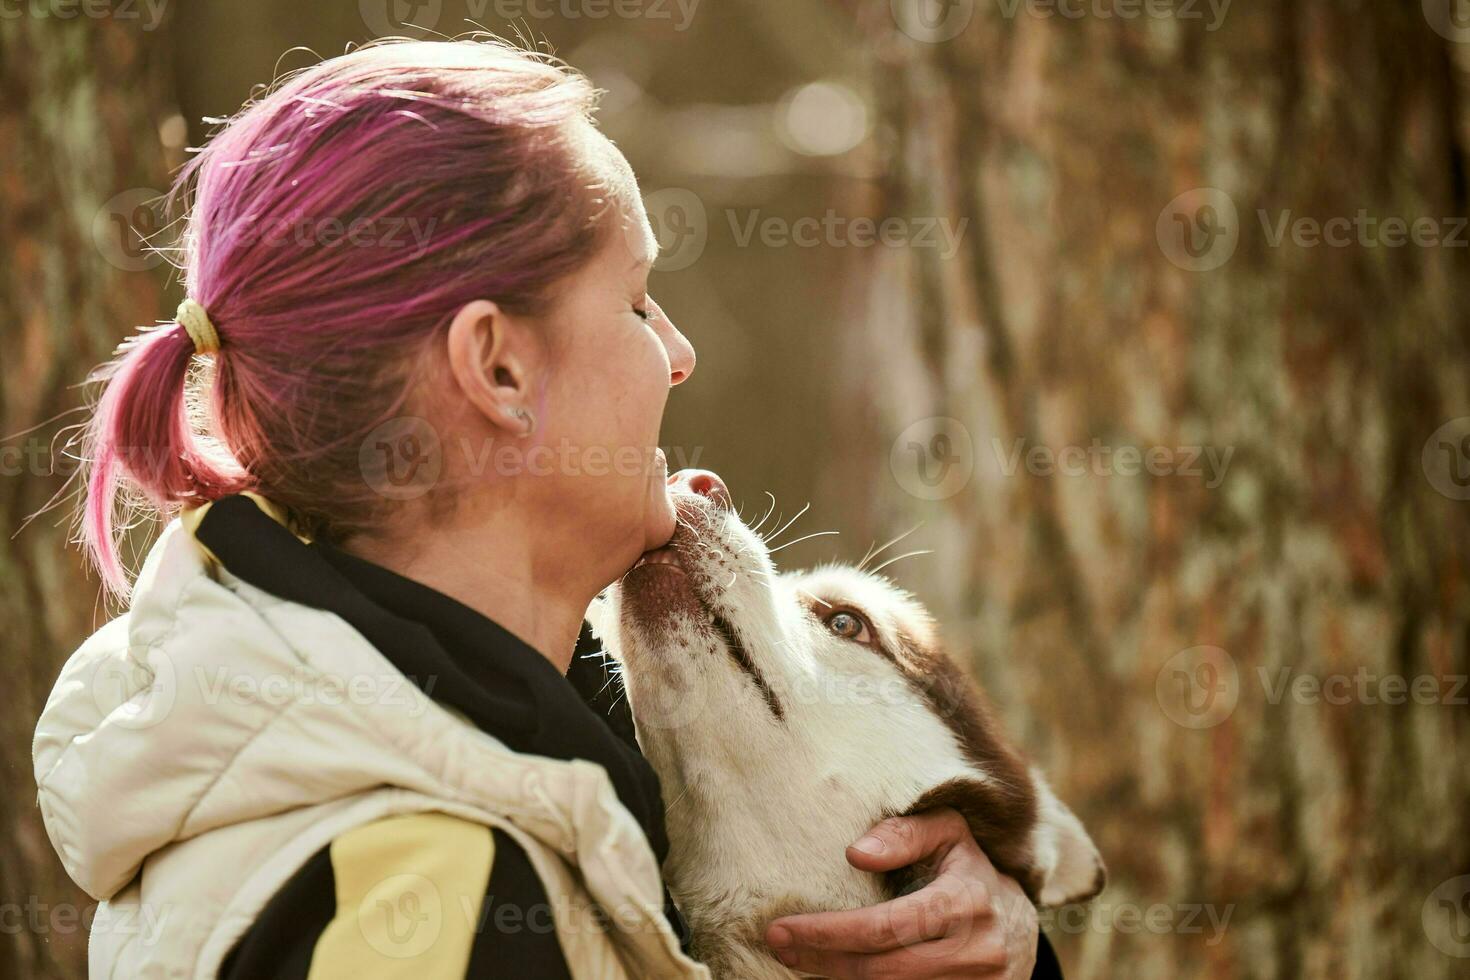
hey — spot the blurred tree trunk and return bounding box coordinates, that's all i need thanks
[0,12,176,979]
[838,2,1470,977]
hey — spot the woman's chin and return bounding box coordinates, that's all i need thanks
[642,486,679,551]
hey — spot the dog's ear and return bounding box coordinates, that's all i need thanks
[902,776,1050,904]
[905,774,1105,908]
[1027,771,1106,907]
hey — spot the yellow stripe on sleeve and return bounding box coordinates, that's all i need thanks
[306,812,495,980]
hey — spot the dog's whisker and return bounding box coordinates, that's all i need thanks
[859,524,924,573]
[867,549,934,576]
[768,529,840,554]
[763,501,811,546]
[750,491,778,535]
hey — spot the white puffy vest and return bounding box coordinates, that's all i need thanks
[32,520,709,979]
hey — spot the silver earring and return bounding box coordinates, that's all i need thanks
[511,406,536,436]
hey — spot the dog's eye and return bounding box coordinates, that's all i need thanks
[824,609,872,643]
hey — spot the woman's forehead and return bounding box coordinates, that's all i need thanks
[572,125,656,267]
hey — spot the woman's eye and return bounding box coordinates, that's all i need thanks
[824,610,871,643]
[633,305,653,322]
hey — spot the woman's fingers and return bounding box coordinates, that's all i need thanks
[843,807,975,873]
[767,931,1010,980]
[767,873,986,956]
[763,806,1039,979]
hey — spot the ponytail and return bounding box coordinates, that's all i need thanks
[81,321,247,598]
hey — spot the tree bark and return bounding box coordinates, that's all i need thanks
[0,11,177,978]
[838,2,1470,977]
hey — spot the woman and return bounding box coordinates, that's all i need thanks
[34,38,1055,978]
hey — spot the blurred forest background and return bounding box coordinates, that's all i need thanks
[4,1,1470,978]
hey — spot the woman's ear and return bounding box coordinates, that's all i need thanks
[445,299,539,436]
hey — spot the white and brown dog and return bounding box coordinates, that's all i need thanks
[592,473,1104,979]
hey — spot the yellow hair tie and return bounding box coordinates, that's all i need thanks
[176,298,220,354]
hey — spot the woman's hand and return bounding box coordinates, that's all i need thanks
[763,808,1038,979]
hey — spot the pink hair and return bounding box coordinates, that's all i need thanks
[82,38,621,597]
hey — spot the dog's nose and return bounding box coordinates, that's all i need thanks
[669,469,732,510]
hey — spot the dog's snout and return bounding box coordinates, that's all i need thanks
[669,468,732,510]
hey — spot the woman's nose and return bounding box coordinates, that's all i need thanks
[668,469,731,510]
[653,302,695,385]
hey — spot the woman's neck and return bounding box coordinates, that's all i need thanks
[342,509,596,674]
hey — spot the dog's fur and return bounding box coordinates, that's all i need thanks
[591,494,1104,979]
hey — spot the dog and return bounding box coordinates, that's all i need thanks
[591,485,1105,979]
